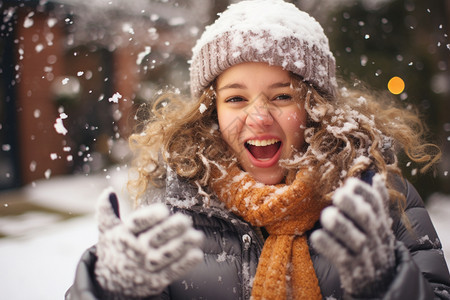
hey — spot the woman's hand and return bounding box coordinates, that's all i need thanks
[311,174,396,298]
[94,188,204,298]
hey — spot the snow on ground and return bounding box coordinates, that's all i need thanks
[0,215,97,300]
[0,170,449,300]
[0,167,131,300]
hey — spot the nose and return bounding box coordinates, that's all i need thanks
[246,97,274,128]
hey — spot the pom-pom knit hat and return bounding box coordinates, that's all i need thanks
[190,0,337,98]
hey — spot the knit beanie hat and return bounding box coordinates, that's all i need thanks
[190,0,337,98]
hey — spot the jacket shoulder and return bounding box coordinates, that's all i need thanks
[390,176,441,250]
[390,176,450,293]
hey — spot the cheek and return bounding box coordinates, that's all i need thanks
[285,111,306,131]
[218,111,245,147]
[287,111,300,122]
[281,109,307,146]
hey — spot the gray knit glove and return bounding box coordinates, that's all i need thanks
[310,175,396,298]
[94,187,204,298]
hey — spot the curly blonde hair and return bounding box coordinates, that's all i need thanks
[128,75,440,212]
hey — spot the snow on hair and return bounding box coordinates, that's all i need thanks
[128,76,439,212]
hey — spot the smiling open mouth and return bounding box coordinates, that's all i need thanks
[245,139,282,160]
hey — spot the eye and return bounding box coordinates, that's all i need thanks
[273,94,292,101]
[225,96,246,103]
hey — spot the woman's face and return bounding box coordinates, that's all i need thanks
[216,62,307,185]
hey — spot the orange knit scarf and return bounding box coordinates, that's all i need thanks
[211,165,326,300]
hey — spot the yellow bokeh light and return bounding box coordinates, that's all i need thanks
[388,76,405,95]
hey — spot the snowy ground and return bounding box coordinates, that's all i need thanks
[0,167,132,300]
[0,169,449,300]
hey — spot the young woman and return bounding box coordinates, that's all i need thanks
[66,0,450,299]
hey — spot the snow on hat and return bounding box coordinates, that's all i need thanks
[190,0,337,98]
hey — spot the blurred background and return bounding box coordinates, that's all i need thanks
[0,0,449,299]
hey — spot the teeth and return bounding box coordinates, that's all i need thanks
[246,139,280,146]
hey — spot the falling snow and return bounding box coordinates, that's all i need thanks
[35,44,44,53]
[54,113,68,135]
[199,103,207,114]
[136,46,152,65]
[23,12,34,28]
[108,92,122,103]
[29,161,37,172]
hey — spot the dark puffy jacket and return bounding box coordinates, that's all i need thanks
[66,174,450,299]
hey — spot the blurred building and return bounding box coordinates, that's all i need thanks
[0,0,228,190]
